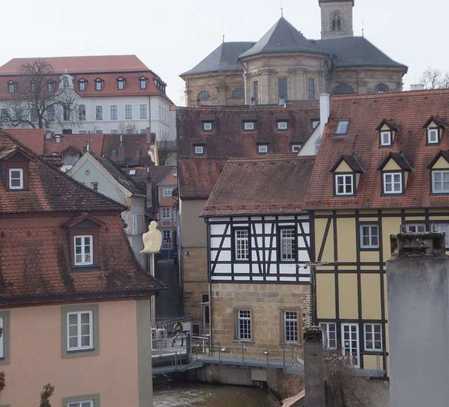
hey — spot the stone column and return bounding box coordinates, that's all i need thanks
[304,327,326,407]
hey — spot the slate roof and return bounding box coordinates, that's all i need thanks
[0,131,125,214]
[202,156,315,216]
[307,89,449,210]
[181,42,255,76]
[316,37,408,71]
[240,17,325,59]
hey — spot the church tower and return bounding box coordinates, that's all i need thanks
[319,0,354,40]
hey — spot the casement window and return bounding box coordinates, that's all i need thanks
[66,311,94,352]
[335,120,349,135]
[139,77,148,90]
[78,79,87,92]
[257,144,269,155]
[360,224,379,249]
[364,323,383,352]
[279,227,297,262]
[78,105,86,121]
[277,120,289,131]
[341,323,360,368]
[202,121,214,132]
[283,311,299,344]
[432,223,449,248]
[432,170,449,194]
[427,127,440,144]
[380,130,392,146]
[335,174,354,196]
[291,144,302,153]
[7,81,16,95]
[320,322,337,350]
[162,230,173,249]
[308,78,316,100]
[234,228,250,261]
[160,207,171,220]
[193,144,205,155]
[125,104,133,120]
[95,105,103,121]
[8,168,24,190]
[278,77,288,101]
[110,105,118,121]
[116,77,126,90]
[404,223,427,233]
[162,187,173,198]
[139,104,148,120]
[198,90,209,102]
[94,79,103,91]
[67,400,95,407]
[383,172,403,194]
[237,310,252,341]
[242,121,256,131]
[73,235,93,266]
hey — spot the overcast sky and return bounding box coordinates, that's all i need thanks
[2,0,447,105]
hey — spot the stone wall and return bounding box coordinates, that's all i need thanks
[211,283,311,355]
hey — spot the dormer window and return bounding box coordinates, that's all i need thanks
[117,77,126,90]
[257,144,269,155]
[242,121,256,131]
[202,121,214,132]
[380,130,393,146]
[139,77,148,89]
[383,172,403,194]
[335,120,349,135]
[74,235,93,266]
[377,120,398,147]
[8,168,24,190]
[193,144,205,155]
[429,151,449,194]
[7,81,16,96]
[95,79,103,91]
[378,152,412,195]
[277,120,288,131]
[335,174,354,196]
[78,79,87,92]
[427,127,440,144]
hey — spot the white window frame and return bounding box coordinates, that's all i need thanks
[427,127,440,144]
[125,104,133,120]
[432,170,449,194]
[160,207,171,220]
[194,145,205,155]
[237,310,252,341]
[243,121,256,131]
[277,120,288,131]
[335,174,354,196]
[95,105,103,121]
[364,323,383,352]
[67,401,94,407]
[380,130,392,146]
[383,172,403,194]
[404,223,427,233]
[335,120,349,135]
[110,105,118,121]
[202,121,214,131]
[291,144,302,153]
[139,104,148,120]
[257,144,269,154]
[280,227,296,262]
[320,322,337,350]
[284,311,299,344]
[78,79,87,92]
[73,235,93,266]
[66,311,94,352]
[117,78,125,90]
[234,228,249,261]
[341,323,360,368]
[359,224,379,249]
[162,187,173,198]
[8,168,24,190]
[94,79,103,91]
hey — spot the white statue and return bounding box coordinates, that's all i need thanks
[141,221,162,254]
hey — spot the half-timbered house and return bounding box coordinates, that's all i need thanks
[202,156,314,353]
[307,89,449,374]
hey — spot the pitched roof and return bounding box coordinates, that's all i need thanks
[181,42,254,77]
[330,154,364,173]
[149,165,176,185]
[378,152,413,171]
[307,89,449,210]
[177,103,319,160]
[178,159,226,200]
[203,156,315,216]
[0,131,125,214]
[44,133,104,156]
[316,37,407,71]
[240,17,324,59]
[0,55,150,75]
[101,134,154,167]
[6,129,45,155]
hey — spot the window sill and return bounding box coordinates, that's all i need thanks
[71,265,98,272]
[63,347,98,359]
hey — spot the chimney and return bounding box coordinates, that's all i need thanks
[319,93,330,131]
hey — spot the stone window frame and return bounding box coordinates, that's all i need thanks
[280,308,302,346]
[63,393,100,407]
[61,304,99,359]
[234,307,254,343]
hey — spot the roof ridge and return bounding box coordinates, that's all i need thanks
[332,88,449,101]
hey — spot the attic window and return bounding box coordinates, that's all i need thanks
[117,77,126,90]
[242,121,256,131]
[139,77,148,90]
[202,121,214,132]
[383,172,403,195]
[427,127,440,145]
[8,168,24,190]
[7,81,16,95]
[291,144,302,153]
[257,144,269,155]
[380,130,393,146]
[277,120,289,131]
[95,78,103,91]
[78,79,87,92]
[193,144,206,155]
[335,120,349,135]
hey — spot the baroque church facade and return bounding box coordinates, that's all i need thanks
[181,0,407,107]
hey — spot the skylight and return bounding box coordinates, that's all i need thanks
[335,120,349,135]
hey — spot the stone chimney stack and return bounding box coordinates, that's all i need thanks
[387,232,449,407]
[319,0,354,40]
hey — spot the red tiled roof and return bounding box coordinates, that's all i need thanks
[307,89,449,209]
[102,133,154,167]
[178,159,226,200]
[203,156,315,216]
[44,133,104,156]
[0,131,124,214]
[5,128,45,155]
[0,55,149,75]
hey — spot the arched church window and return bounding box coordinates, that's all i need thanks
[197,90,209,102]
[331,12,342,32]
[375,83,390,93]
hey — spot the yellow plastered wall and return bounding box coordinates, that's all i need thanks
[382,217,401,261]
[338,274,358,319]
[315,218,334,262]
[364,354,383,370]
[360,251,380,263]
[337,218,356,262]
[316,274,336,319]
[383,159,401,171]
[384,274,388,320]
[432,156,449,169]
[361,274,381,319]
[334,161,353,173]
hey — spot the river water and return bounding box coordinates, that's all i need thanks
[153,382,280,407]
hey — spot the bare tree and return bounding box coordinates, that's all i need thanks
[0,59,78,129]
[39,383,55,407]
[421,68,449,89]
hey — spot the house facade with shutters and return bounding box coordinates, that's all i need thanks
[0,55,176,142]
[201,157,314,353]
[307,89,449,374]
[0,130,162,407]
[181,0,407,107]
